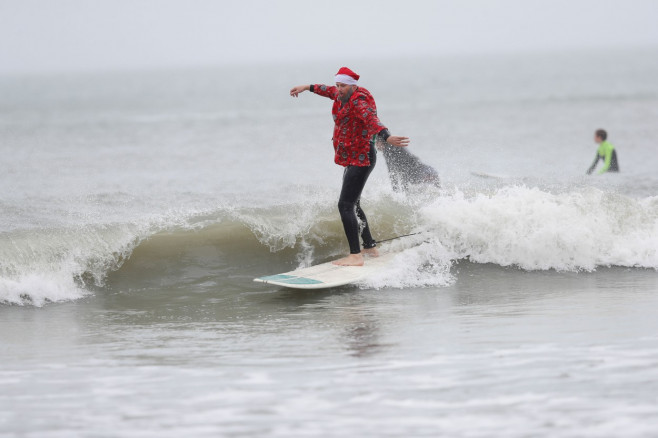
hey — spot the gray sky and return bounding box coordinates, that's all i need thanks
[1,0,657,74]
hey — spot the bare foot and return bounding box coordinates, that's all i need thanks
[332,253,364,266]
[361,247,379,258]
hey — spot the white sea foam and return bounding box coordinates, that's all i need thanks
[419,185,658,271]
[360,184,658,289]
[0,273,88,307]
[0,224,146,306]
[362,241,456,289]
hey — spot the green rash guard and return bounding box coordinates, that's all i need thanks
[587,140,619,174]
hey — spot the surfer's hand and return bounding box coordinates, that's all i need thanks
[387,136,410,147]
[290,85,308,97]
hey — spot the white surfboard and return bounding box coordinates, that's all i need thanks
[471,171,511,180]
[254,252,397,290]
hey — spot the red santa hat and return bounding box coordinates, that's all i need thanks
[334,67,359,85]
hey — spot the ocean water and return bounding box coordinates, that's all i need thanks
[1,49,658,437]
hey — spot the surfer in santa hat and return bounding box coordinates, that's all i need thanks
[290,67,410,266]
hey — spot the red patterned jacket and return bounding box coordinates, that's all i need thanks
[312,85,387,167]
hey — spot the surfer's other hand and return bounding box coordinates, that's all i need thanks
[387,136,410,147]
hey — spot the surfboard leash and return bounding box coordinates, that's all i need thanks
[377,231,422,243]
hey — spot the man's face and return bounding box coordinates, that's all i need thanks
[336,83,356,102]
[594,134,603,144]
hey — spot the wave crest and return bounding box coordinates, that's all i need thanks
[421,186,658,271]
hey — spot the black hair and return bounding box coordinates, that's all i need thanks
[595,129,607,141]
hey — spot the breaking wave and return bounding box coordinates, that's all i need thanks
[2,184,657,306]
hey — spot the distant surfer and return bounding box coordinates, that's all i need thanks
[587,129,619,174]
[377,142,440,192]
[290,67,410,266]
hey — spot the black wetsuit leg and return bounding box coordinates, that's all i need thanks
[338,146,377,254]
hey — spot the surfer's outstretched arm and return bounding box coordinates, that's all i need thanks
[291,84,339,100]
[586,154,600,175]
[290,85,309,97]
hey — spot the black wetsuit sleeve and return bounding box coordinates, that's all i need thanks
[586,154,600,175]
[376,129,391,142]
